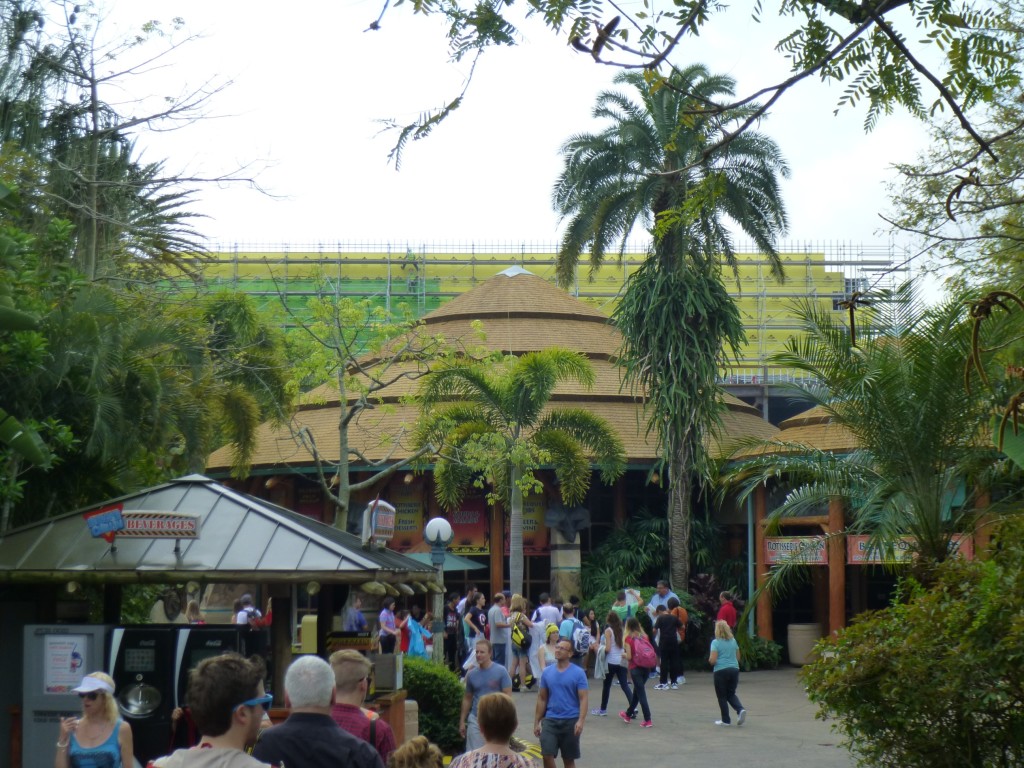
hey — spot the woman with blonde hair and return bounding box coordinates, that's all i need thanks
[507,595,535,691]
[185,600,205,624]
[55,672,133,768]
[387,735,443,768]
[449,692,530,768]
[708,620,747,727]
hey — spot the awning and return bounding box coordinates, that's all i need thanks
[404,552,488,571]
[0,474,435,586]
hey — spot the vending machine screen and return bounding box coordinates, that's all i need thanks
[124,648,156,673]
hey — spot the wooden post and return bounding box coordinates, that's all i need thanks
[973,490,995,559]
[754,485,772,641]
[269,583,292,705]
[490,500,504,595]
[827,497,846,635]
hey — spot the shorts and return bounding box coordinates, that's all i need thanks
[511,644,529,658]
[540,717,581,760]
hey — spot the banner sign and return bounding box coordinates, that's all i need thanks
[504,490,550,555]
[450,496,489,555]
[389,481,425,552]
[764,536,828,565]
[362,498,396,547]
[847,533,975,564]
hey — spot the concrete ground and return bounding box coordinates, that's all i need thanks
[508,666,854,767]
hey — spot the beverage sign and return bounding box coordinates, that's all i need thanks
[764,536,828,565]
[118,512,200,538]
[83,504,125,542]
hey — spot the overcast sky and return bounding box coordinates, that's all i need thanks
[98,0,932,260]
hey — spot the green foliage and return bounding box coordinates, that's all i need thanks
[401,657,465,754]
[581,510,668,597]
[801,517,1024,767]
[737,634,782,671]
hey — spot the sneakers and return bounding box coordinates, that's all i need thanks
[714,720,732,727]
[619,711,632,724]
[591,709,607,716]
[737,709,747,726]
[640,720,654,728]
[670,684,679,690]
[653,683,669,690]
[675,677,686,685]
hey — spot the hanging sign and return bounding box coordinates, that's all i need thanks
[450,496,489,555]
[362,498,397,548]
[847,533,975,564]
[764,536,828,565]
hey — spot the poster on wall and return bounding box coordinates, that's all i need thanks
[450,496,489,555]
[44,635,88,693]
[504,490,550,555]
[763,536,828,565]
[389,481,425,552]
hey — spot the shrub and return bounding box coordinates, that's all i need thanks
[738,634,782,671]
[801,518,1024,768]
[402,656,464,754]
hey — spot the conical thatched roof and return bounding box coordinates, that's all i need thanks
[730,404,859,459]
[207,268,777,470]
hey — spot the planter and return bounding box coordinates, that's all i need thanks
[787,622,823,666]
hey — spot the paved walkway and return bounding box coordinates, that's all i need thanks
[510,667,853,767]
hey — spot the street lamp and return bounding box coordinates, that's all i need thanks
[424,516,453,664]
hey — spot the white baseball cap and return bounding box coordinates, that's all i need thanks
[72,677,114,695]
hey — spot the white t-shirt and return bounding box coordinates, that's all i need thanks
[235,607,261,625]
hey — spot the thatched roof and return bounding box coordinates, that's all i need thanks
[730,404,859,459]
[208,268,778,470]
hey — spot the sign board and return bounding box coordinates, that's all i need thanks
[83,503,125,542]
[362,498,396,548]
[847,533,975,564]
[764,536,828,565]
[119,512,200,538]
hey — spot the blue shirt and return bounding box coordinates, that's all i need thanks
[465,662,512,717]
[540,663,588,719]
[68,719,122,768]
[711,637,740,671]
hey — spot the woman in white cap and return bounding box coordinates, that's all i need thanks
[55,672,133,768]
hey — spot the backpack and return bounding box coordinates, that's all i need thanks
[630,634,658,669]
[511,612,532,650]
[570,619,591,656]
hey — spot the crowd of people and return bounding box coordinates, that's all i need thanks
[56,585,747,768]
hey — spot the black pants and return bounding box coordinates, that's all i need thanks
[444,633,459,671]
[658,641,684,685]
[600,662,631,711]
[713,667,744,723]
[626,666,651,721]
[379,634,396,654]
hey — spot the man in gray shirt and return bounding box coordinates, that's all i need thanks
[487,593,510,666]
[459,639,513,751]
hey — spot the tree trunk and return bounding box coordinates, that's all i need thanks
[667,441,692,591]
[509,465,524,596]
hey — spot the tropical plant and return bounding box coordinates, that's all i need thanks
[720,282,1013,594]
[553,65,789,589]
[801,516,1024,768]
[401,657,464,753]
[580,508,667,596]
[416,348,626,596]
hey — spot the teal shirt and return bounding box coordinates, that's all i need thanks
[711,637,740,671]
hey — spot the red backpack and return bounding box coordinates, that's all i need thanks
[630,634,658,669]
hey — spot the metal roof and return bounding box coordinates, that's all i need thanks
[0,474,434,585]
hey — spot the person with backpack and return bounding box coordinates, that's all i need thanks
[508,595,536,692]
[618,617,655,727]
[558,604,593,670]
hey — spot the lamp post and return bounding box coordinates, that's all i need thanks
[424,516,453,665]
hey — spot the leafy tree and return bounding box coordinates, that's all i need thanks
[416,348,626,596]
[720,282,1012,592]
[382,0,1019,179]
[802,516,1024,768]
[552,66,789,589]
[279,277,454,530]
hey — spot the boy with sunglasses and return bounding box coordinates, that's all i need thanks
[148,653,276,768]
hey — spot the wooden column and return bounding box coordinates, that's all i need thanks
[973,490,995,559]
[827,497,846,635]
[490,500,504,595]
[754,485,772,640]
[269,583,292,705]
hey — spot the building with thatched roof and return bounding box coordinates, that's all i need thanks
[207,267,779,600]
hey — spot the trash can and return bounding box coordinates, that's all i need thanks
[787,623,823,666]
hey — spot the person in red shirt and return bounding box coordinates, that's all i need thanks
[716,591,737,630]
[328,650,397,765]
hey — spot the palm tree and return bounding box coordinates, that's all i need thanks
[721,283,1008,590]
[416,348,626,595]
[553,65,789,588]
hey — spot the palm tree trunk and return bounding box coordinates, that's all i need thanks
[509,464,524,595]
[667,441,692,591]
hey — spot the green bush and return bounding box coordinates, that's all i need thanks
[738,634,782,671]
[402,656,464,754]
[801,518,1024,768]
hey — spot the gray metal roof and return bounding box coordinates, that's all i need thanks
[0,474,434,585]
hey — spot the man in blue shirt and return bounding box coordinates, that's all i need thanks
[343,597,368,632]
[534,639,588,768]
[646,580,679,617]
[459,639,513,751]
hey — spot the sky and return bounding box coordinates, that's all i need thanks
[95,0,933,261]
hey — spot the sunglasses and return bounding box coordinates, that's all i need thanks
[78,692,100,701]
[233,694,273,713]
